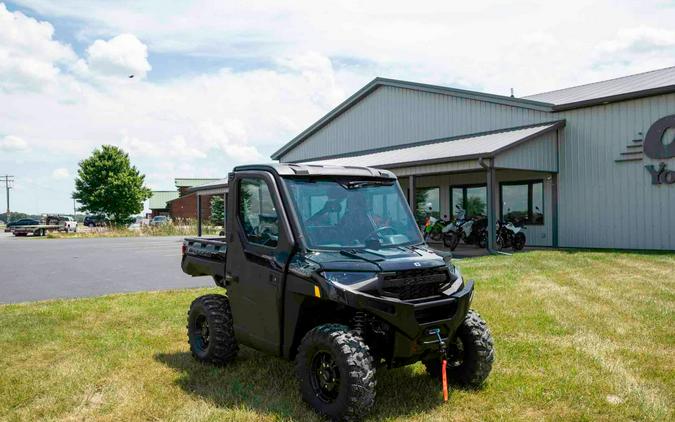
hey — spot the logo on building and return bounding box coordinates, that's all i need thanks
[616,114,675,185]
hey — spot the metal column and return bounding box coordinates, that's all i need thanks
[486,165,498,251]
[551,173,559,247]
[196,193,202,237]
[407,175,416,213]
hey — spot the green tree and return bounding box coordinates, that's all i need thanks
[210,195,224,225]
[73,145,151,225]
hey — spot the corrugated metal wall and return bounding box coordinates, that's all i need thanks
[495,130,559,172]
[281,85,551,162]
[556,93,675,250]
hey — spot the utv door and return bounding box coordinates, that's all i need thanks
[225,171,294,355]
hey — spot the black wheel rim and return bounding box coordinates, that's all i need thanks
[310,351,341,403]
[194,315,210,351]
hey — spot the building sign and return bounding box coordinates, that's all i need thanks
[616,114,675,185]
[645,162,675,185]
[643,115,675,159]
[644,114,675,185]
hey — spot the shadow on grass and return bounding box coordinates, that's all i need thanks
[155,347,447,420]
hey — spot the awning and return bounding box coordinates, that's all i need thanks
[306,121,564,173]
[186,179,228,196]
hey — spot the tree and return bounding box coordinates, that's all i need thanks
[73,145,151,224]
[210,195,224,225]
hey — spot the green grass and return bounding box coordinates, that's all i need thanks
[1,250,673,421]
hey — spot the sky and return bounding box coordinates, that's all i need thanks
[1,0,675,214]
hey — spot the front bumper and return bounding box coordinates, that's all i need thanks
[337,279,474,365]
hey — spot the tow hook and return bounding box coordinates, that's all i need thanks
[428,328,449,402]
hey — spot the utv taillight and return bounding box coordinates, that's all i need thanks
[181,244,187,255]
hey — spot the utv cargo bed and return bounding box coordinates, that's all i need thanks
[181,237,227,278]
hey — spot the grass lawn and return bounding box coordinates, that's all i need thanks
[1,250,673,421]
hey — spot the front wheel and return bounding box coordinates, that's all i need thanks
[295,324,376,421]
[424,310,494,388]
[513,232,526,250]
[187,294,238,364]
[443,232,459,250]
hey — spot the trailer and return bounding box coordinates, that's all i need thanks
[12,215,77,237]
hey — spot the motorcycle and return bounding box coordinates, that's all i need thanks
[428,215,451,241]
[442,206,488,250]
[496,219,526,250]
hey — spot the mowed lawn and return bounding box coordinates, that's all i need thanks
[1,251,673,421]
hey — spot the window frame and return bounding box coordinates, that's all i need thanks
[449,183,487,218]
[237,176,281,250]
[499,179,545,226]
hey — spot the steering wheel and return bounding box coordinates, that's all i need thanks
[366,226,396,240]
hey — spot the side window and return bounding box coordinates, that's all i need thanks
[239,178,279,247]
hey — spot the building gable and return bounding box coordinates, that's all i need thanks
[279,84,553,162]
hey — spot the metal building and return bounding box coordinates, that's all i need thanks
[271,67,675,250]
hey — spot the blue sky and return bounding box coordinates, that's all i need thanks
[1,0,674,214]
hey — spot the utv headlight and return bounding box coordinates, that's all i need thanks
[444,264,464,294]
[321,271,378,288]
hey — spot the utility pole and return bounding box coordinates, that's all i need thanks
[1,175,14,223]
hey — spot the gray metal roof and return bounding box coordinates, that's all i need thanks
[523,66,675,109]
[305,121,564,169]
[270,77,554,160]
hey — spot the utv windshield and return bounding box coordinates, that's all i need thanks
[284,178,423,250]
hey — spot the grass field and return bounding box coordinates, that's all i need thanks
[1,250,673,421]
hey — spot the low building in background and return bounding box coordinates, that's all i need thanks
[148,178,220,220]
[148,191,179,217]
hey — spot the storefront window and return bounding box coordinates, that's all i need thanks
[415,187,440,224]
[450,185,486,219]
[500,180,544,225]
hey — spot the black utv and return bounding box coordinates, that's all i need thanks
[181,164,494,421]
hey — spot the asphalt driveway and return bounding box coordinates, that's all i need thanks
[0,233,212,304]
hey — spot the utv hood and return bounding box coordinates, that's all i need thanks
[303,245,448,272]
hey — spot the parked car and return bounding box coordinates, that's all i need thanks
[149,215,171,226]
[128,217,148,231]
[83,215,109,227]
[5,218,40,232]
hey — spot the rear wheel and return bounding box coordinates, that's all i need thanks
[424,310,494,388]
[295,324,376,421]
[187,294,238,364]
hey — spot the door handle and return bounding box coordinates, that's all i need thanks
[225,273,239,284]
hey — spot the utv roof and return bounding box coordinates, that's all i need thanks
[233,163,396,179]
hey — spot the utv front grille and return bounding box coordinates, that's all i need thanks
[380,267,449,300]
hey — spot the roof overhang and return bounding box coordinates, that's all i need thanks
[303,121,564,173]
[186,179,229,196]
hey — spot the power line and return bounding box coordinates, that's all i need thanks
[0,175,15,223]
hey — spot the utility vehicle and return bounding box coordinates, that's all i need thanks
[181,164,494,421]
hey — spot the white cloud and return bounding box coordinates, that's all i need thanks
[0,3,76,91]
[82,33,151,79]
[51,167,69,179]
[0,135,29,152]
